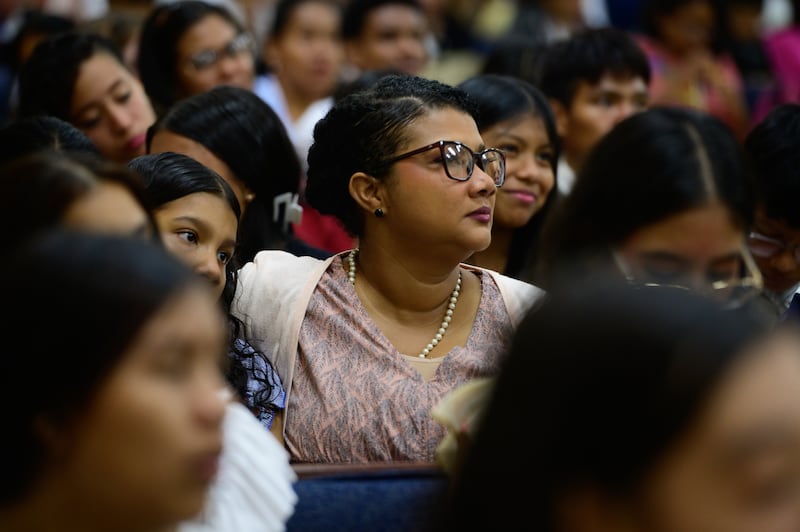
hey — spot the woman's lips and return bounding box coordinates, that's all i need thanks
[506,190,536,205]
[468,206,492,223]
[126,132,147,151]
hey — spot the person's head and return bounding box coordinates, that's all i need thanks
[306,74,504,259]
[147,85,302,263]
[137,0,255,116]
[17,31,156,164]
[539,106,760,306]
[642,0,719,56]
[0,150,157,252]
[447,278,800,532]
[744,103,800,295]
[129,151,240,302]
[0,230,227,529]
[0,115,100,161]
[535,26,650,172]
[11,9,75,68]
[264,0,344,103]
[341,0,430,76]
[458,74,560,277]
[480,36,549,86]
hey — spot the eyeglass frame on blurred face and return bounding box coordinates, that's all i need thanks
[747,231,800,265]
[382,140,506,187]
[186,33,253,71]
[611,246,764,309]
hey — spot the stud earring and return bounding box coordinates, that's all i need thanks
[374,208,384,218]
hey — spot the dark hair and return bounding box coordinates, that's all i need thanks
[147,85,302,263]
[128,150,240,306]
[306,74,477,236]
[538,106,755,286]
[341,0,423,40]
[0,230,199,503]
[458,73,561,281]
[11,9,75,67]
[137,0,246,115]
[744,103,800,228]
[17,31,125,121]
[442,278,775,530]
[535,26,651,108]
[480,36,549,86]
[128,151,279,419]
[270,0,342,38]
[0,115,99,161]
[641,0,723,53]
[0,150,156,252]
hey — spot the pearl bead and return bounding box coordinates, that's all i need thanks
[347,248,462,358]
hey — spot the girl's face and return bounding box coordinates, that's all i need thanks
[378,107,498,259]
[153,192,238,299]
[61,284,227,530]
[265,0,344,102]
[615,203,745,295]
[481,113,555,231]
[637,330,800,532]
[175,14,255,99]
[71,52,156,163]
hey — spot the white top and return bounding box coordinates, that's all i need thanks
[179,401,298,532]
[253,74,333,172]
[557,156,576,196]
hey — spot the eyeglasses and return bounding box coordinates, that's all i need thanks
[747,231,800,264]
[612,247,764,310]
[382,140,506,187]
[186,33,253,71]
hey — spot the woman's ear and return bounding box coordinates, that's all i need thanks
[349,172,384,213]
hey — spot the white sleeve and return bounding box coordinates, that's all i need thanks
[179,402,298,532]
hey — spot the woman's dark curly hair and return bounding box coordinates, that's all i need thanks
[305,74,478,237]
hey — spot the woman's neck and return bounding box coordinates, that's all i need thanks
[468,228,513,274]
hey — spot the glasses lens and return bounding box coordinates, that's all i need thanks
[747,233,782,258]
[479,149,505,186]
[228,34,252,55]
[190,50,217,69]
[443,142,473,180]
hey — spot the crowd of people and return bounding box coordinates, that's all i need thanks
[1,0,800,531]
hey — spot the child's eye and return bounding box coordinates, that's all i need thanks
[177,230,199,244]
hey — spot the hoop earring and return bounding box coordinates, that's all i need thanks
[374,208,384,218]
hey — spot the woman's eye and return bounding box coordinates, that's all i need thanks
[499,144,519,156]
[537,150,555,163]
[77,115,101,129]
[114,91,132,103]
[217,251,232,264]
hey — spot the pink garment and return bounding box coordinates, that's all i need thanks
[634,34,746,135]
[284,260,513,463]
[755,27,800,123]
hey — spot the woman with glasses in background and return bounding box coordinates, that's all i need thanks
[137,0,261,118]
[537,105,763,310]
[232,74,545,463]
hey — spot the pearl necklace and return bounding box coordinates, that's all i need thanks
[347,248,462,358]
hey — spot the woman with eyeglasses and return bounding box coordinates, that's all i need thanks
[137,0,259,118]
[537,105,763,310]
[232,74,545,463]
[16,31,157,164]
